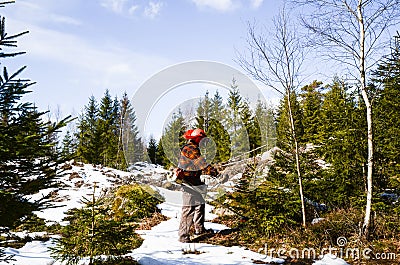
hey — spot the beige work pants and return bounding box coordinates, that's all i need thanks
[178,188,206,242]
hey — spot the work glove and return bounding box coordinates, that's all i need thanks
[175,178,183,184]
[210,167,218,177]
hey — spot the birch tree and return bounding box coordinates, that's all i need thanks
[292,0,400,237]
[237,8,308,227]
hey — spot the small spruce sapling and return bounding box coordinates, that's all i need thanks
[51,182,142,265]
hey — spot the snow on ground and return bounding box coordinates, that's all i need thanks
[4,240,56,265]
[131,187,285,265]
[313,254,349,265]
[132,218,280,265]
[3,162,349,265]
[28,161,168,225]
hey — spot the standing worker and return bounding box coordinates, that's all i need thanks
[175,128,218,243]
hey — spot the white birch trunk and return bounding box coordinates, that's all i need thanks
[357,0,373,237]
[287,91,307,228]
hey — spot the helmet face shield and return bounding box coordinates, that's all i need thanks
[198,137,216,164]
[199,137,210,145]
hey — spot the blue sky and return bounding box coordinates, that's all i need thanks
[3,1,398,143]
[4,0,285,138]
[2,0,288,137]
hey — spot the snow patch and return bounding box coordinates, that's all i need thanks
[313,254,349,265]
[5,161,350,265]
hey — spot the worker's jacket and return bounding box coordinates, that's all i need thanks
[177,141,217,186]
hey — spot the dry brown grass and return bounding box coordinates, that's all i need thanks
[137,211,169,230]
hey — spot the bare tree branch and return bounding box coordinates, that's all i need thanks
[289,0,400,238]
[237,6,308,227]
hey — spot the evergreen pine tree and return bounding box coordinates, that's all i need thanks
[254,100,276,151]
[158,110,186,169]
[0,5,70,229]
[76,96,100,164]
[372,33,400,192]
[147,136,158,164]
[61,130,77,160]
[195,90,231,163]
[241,98,261,157]
[222,160,302,240]
[225,78,250,158]
[115,95,125,169]
[51,183,142,265]
[121,92,143,167]
[300,80,323,144]
[76,91,143,169]
[205,91,230,163]
[275,91,304,150]
[155,138,166,166]
[97,90,118,166]
[315,78,366,206]
[195,91,212,131]
[111,96,122,167]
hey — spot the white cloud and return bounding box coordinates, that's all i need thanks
[49,14,82,26]
[249,0,264,9]
[191,0,239,12]
[23,27,168,85]
[8,18,172,116]
[8,1,81,26]
[191,0,264,12]
[100,0,128,14]
[144,1,163,19]
[100,0,163,19]
[128,4,140,15]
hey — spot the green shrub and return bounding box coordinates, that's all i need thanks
[14,214,47,232]
[229,182,301,238]
[111,184,163,222]
[218,162,302,245]
[51,183,163,265]
[92,256,140,265]
[51,206,142,265]
[14,214,61,234]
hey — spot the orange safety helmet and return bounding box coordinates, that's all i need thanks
[183,128,207,140]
